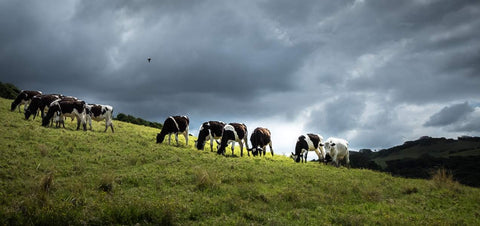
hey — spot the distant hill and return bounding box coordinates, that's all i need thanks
[350,136,480,187]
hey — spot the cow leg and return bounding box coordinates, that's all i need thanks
[269,143,274,156]
[184,131,189,146]
[346,152,350,169]
[110,121,114,133]
[240,142,244,157]
[104,120,108,132]
[332,153,339,167]
[210,137,214,152]
[175,133,180,146]
[168,134,172,145]
[231,142,235,156]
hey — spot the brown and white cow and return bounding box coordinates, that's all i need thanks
[217,123,249,157]
[85,104,114,132]
[156,116,189,145]
[248,127,274,157]
[24,94,62,120]
[42,100,87,131]
[11,90,42,112]
[195,121,226,151]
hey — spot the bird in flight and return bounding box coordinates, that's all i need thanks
[147,57,151,63]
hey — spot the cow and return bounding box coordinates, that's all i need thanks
[156,116,189,145]
[11,90,42,112]
[42,100,87,131]
[324,137,350,168]
[217,123,249,157]
[248,127,274,157]
[195,121,226,151]
[85,104,114,132]
[291,134,325,163]
[24,94,62,120]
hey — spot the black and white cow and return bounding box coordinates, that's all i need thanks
[11,90,42,112]
[217,123,249,157]
[85,104,114,132]
[248,127,274,157]
[195,121,226,151]
[324,137,350,168]
[42,100,87,131]
[156,116,189,145]
[291,134,325,163]
[24,94,62,120]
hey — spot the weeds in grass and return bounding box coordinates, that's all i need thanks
[431,168,460,190]
[195,168,220,191]
[402,186,419,195]
[40,172,54,193]
[38,144,49,157]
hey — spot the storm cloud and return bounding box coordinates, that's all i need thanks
[1,0,480,153]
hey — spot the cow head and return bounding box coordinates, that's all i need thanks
[216,144,226,155]
[42,103,60,127]
[249,147,263,156]
[156,132,165,144]
[290,152,301,163]
[195,126,209,150]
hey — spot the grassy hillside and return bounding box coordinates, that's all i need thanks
[1,97,480,225]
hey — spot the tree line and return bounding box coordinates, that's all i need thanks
[115,113,163,129]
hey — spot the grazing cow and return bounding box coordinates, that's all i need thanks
[195,121,226,151]
[25,94,62,120]
[291,134,325,163]
[42,100,87,131]
[11,90,42,112]
[324,137,350,168]
[248,127,274,156]
[85,104,114,132]
[156,116,189,145]
[217,123,249,157]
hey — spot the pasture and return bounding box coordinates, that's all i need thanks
[0,97,479,225]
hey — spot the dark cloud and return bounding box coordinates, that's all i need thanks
[424,102,474,127]
[1,0,480,151]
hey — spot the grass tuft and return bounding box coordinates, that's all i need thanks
[99,174,115,193]
[194,168,220,191]
[38,144,49,157]
[40,172,54,193]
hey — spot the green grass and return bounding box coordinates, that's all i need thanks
[1,97,480,225]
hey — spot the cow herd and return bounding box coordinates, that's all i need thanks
[11,90,114,132]
[11,90,350,167]
[156,115,351,167]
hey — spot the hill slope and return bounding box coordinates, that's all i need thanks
[350,137,480,187]
[1,97,480,225]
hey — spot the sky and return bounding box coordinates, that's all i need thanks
[1,0,480,155]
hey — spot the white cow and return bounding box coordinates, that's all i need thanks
[324,137,350,168]
[85,104,114,132]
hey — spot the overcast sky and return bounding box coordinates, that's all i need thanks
[1,0,479,154]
